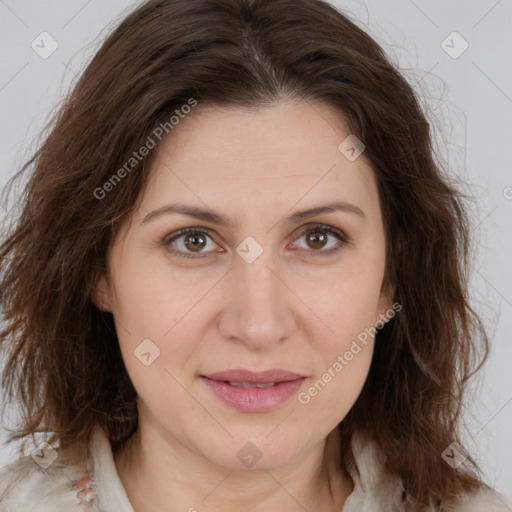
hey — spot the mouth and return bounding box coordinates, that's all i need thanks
[200,369,306,412]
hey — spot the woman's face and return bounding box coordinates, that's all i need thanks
[94,99,393,470]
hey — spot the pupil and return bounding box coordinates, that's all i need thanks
[308,230,326,249]
[185,232,206,252]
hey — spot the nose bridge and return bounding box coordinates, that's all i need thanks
[218,241,295,347]
[239,249,278,313]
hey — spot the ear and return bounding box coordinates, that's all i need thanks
[90,271,113,313]
[375,277,396,327]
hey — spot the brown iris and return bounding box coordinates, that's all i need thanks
[184,232,207,252]
[305,229,328,250]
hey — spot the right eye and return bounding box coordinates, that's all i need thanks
[163,228,223,260]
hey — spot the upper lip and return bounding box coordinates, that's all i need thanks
[202,369,305,383]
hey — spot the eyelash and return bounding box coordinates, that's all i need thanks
[162,223,349,261]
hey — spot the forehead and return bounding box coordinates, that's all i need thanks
[137,100,382,228]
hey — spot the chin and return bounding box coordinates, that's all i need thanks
[199,433,305,472]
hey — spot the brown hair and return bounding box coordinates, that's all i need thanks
[0,0,490,508]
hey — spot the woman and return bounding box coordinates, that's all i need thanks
[0,0,510,510]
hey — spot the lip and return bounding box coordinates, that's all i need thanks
[201,369,306,412]
[204,369,305,383]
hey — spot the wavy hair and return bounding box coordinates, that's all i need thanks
[0,0,489,509]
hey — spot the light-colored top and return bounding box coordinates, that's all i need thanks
[0,426,510,511]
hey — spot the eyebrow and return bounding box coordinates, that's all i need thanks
[141,200,365,228]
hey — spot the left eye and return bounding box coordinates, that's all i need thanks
[291,225,346,255]
[163,224,347,260]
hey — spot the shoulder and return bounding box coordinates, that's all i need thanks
[0,449,99,512]
[345,431,512,512]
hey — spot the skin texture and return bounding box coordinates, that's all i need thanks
[92,99,393,512]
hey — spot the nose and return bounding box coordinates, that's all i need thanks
[216,245,297,350]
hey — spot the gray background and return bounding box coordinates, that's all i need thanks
[0,0,510,501]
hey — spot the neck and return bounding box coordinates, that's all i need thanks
[114,421,353,512]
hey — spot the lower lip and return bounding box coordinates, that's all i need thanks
[201,376,306,412]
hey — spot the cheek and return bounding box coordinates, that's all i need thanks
[291,273,381,421]
[108,250,201,336]
[298,330,374,424]
[301,263,385,340]
[116,331,196,425]
[108,258,204,397]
